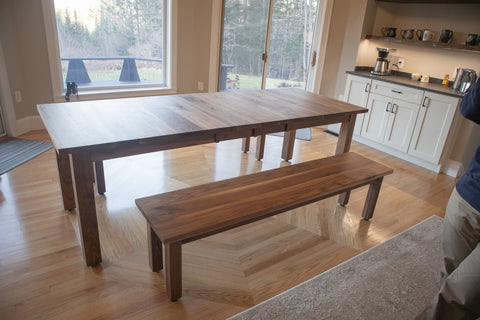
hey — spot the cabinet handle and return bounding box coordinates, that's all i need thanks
[391,104,397,113]
[422,97,430,107]
[386,102,392,112]
[391,89,403,94]
[364,83,370,93]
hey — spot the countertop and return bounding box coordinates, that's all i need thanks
[347,70,465,99]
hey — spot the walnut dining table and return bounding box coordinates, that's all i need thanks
[37,88,367,266]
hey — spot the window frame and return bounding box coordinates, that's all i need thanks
[41,0,177,102]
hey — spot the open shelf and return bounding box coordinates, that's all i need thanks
[366,35,480,53]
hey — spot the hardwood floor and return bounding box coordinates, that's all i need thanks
[0,128,457,319]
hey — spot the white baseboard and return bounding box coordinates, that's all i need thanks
[15,115,45,136]
[441,160,464,178]
[352,135,466,177]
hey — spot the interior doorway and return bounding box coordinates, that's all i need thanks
[0,104,6,137]
[219,0,319,91]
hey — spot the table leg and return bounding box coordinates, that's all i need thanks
[71,153,102,266]
[241,136,250,153]
[55,151,76,211]
[94,161,106,195]
[281,130,296,161]
[336,114,357,204]
[335,114,356,155]
[255,135,266,160]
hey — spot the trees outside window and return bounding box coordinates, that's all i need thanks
[220,0,318,91]
[51,0,171,91]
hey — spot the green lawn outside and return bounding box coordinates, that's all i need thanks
[63,69,303,89]
[63,68,163,83]
[229,74,305,90]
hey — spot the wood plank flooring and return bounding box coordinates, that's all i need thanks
[0,128,457,319]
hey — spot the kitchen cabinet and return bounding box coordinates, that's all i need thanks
[344,75,371,135]
[361,92,420,152]
[328,74,370,135]
[408,92,460,163]
[338,73,463,174]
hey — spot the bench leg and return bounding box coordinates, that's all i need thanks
[94,161,106,195]
[362,177,384,221]
[165,242,182,301]
[147,225,163,272]
[255,135,266,160]
[241,136,250,153]
[338,191,351,206]
[281,130,296,161]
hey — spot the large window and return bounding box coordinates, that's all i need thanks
[43,0,175,99]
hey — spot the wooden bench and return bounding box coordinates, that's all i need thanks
[135,152,393,301]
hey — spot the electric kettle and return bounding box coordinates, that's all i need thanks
[453,68,478,93]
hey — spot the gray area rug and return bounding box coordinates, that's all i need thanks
[228,215,443,320]
[269,128,311,141]
[0,138,53,175]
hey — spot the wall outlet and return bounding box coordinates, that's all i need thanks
[14,90,22,103]
[396,58,405,69]
[197,81,204,91]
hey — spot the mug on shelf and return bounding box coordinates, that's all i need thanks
[401,29,415,40]
[466,34,478,46]
[382,27,397,38]
[416,29,425,40]
[422,30,435,41]
[439,29,453,43]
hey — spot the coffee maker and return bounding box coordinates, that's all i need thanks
[371,47,396,76]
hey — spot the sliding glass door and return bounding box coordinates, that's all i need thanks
[219,0,319,91]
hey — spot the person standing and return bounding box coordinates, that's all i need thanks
[418,77,480,319]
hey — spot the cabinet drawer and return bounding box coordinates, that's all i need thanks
[371,80,423,104]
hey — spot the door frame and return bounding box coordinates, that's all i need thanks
[210,0,334,93]
[0,40,17,137]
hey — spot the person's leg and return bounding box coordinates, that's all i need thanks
[442,188,480,276]
[422,243,480,319]
[417,187,480,319]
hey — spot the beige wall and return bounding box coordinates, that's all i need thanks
[319,0,370,99]
[0,0,53,120]
[177,0,213,94]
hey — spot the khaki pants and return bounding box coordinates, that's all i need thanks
[418,187,480,320]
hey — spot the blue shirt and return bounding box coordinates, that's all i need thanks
[456,77,480,212]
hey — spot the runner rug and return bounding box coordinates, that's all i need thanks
[0,138,53,175]
[228,215,443,320]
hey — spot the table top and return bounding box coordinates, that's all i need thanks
[37,88,366,155]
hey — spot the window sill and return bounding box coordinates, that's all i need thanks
[53,86,178,103]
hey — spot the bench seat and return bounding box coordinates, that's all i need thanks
[135,152,393,301]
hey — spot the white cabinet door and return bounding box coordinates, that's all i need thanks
[361,92,420,152]
[328,74,370,134]
[344,75,371,135]
[408,92,460,164]
[361,93,390,143]
[383,99,420,152]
